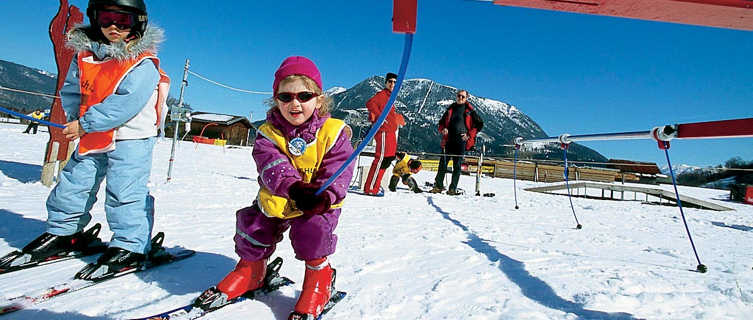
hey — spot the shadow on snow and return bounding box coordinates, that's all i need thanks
[0,209,241,319]
[2,250,239,319]
[109,250,238,318]
[427,197,639,320]
[0,160,42,184]
[711,221,753,232]
[122,251,293,320]
[8,309,114,320]
[0,209,48,248]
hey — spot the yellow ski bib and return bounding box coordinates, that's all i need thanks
[256,118,348,219]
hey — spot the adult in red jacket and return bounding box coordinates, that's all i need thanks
[430,89,484,195]
[363,73,405,195]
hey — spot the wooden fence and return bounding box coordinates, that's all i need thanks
[491,159,623,183]
[423,156,629,184]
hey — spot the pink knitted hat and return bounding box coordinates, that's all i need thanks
[273,56,322,94]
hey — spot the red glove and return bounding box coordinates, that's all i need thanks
[288,181,331,215]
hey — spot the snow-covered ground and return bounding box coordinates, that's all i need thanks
[1,122,752,320]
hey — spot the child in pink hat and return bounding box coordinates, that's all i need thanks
[194,56,354,320]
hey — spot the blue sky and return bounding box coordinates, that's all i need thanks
[1,0,751,167]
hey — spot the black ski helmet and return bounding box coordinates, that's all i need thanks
[87,0,148,38]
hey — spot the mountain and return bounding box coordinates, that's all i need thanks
[0,59,57,113]
[660,164,704,176]
[328,76,607,162]
[1,60,606,162]
[324,86,346,96]
[667,157,753,189]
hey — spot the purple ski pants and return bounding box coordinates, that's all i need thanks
[233,202,340,261]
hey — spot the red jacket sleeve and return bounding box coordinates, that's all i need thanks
[367,90,403,132]
[366,90,388,123]
[437,107,450,133]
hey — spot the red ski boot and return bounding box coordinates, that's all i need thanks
[193,258,266,311]
[289,257,335,320]
[218,258,267,299]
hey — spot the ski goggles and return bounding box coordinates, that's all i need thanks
[96,10,136,30]
[275,91,319,103]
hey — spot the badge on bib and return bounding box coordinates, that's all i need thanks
[288,137,307,156]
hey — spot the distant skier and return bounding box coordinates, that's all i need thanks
[388,152,423,193]
[430,89,483,195]
[193,56,354,320]
[363,72,405,195]
[15,0,170,279]
[22,110,44,134]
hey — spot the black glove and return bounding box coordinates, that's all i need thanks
[288,181,331,215]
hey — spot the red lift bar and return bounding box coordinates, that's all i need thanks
[492,0,753,31]
[674,117,753,139]
[393,0,417,33]
[516,117,753,145]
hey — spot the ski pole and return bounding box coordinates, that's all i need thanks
[513,145,519,209]
[659,140,706,273]
[562,142,583,229]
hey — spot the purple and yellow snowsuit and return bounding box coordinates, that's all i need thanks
[234,109,354,261]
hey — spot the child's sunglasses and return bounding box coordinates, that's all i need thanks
[275,91,319,103]
[97,10,136,30]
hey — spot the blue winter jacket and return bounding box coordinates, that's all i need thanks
[60,38,160,133]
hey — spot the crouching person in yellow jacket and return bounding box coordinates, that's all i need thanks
[388,152,423,193]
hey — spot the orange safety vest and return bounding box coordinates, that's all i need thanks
[77,50,170,155]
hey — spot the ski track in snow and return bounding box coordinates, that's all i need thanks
[1,123,752,319]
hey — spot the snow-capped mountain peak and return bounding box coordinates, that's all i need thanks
[660,164,703,176]
[328,75,607,162]
[325,86,346,96]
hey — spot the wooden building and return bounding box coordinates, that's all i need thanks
[606,159,664,184]
[166,112,254,146]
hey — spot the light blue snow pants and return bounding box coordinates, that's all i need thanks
[46,137,156,254]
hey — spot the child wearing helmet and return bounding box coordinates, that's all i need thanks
[11,0,170,280]
[388,152,423,193]
[193,56,354,320]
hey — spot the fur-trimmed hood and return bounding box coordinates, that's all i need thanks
[66,25,164,61]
